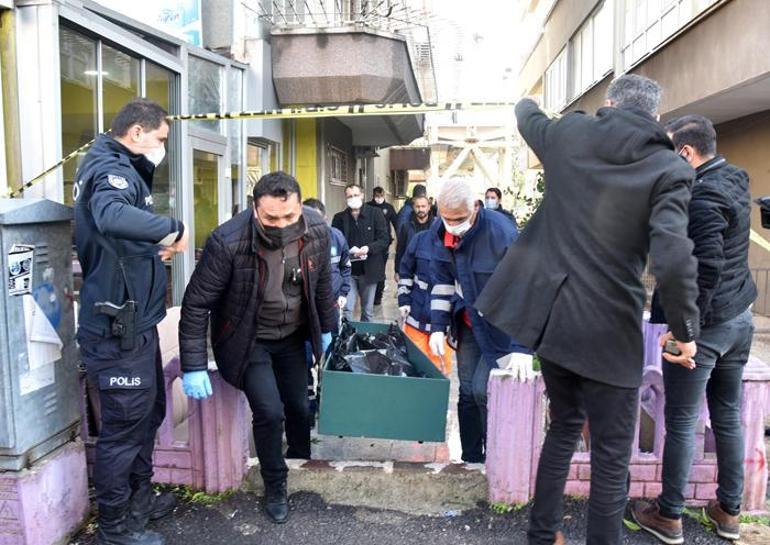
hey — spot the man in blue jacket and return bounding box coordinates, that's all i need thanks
[74,98,187,545]
[428,177,529,463]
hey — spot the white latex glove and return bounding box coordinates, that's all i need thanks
[337,296,347,309]
[497,352,535,382]
[429,331,446,357]
[399,305,411,319]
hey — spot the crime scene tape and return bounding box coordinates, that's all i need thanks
[9,101,519,198]
[751,228,770,254]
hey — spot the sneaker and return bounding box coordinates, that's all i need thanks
[706,500,740,541]
[631,500,684,545]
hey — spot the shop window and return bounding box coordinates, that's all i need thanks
[188,56,222,133]
[228,67,244,217]
[193,150,220,254]
[59,27,98,205]
[145,61,176,217]
[102,44,140,132]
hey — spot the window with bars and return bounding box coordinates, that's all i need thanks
[329,146,349,186]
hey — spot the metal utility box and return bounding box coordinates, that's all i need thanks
[0,199,78,470]
[318,322,450,442]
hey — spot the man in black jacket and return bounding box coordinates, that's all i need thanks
[75,98,186,545]
[394,194,434,277]
[632,116,757,544]
[332,183,389,321]
[178,172,337,524]
[475,75,701,545]
[368,186,399,305]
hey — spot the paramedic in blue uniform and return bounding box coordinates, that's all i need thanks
[74,98,187,545]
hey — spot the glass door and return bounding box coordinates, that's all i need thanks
[190,137,227,261]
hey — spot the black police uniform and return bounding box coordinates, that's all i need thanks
[73,135,183,532]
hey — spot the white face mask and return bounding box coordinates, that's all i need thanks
[443,217,473,237]
[347,196,363,210]
[374,197,385,205]
[485,198,499,210]
[145,145,166,167]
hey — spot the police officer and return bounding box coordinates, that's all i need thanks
[74,98,188,545]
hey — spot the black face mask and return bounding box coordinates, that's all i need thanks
[257,215,306,248]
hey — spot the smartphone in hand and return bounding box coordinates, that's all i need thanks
[664,339,681,356]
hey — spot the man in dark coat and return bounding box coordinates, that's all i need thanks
[368,186,399,305]
[632,116,757,544]
[179,172,337,524]
[475,75,701,545]
[331,183,389,322]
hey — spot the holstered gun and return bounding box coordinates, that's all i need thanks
[95,300,137,350]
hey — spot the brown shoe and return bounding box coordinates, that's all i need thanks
[553,530,565,545]
[631,500,684,545]
[706,500,740,541]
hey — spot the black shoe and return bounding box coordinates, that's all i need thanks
[129,482,177,530]
[264,480,289,524]
[96,504,165,545]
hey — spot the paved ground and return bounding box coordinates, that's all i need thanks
[71,490,757,545]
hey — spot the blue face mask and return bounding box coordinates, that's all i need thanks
[485,198,499,210]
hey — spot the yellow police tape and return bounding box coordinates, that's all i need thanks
[8,102,517,198]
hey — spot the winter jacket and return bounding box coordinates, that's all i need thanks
[397,230,435,332]
[331,205,389,283]
[395,213,435,274]
[74,134,183,338]
[429,207,528,367]
[330,226,352,299]
[178,207,337,388]
[651,156,757,327]
[475,99,700,389]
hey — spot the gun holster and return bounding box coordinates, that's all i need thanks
[95,300,137,350]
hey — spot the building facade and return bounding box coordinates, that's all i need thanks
[0,0,278,305]
[518,0,770,278]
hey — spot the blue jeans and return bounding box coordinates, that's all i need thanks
[456,322,494,463]
[344,276,377,322]
[658,309,754,518]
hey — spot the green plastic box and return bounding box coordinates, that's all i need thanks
[318,321,450,442]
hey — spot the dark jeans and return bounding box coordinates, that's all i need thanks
[658,308,754,518]
[243,331,311,486]
[456,322,493,463]
[81,327,166,508]
[529,358,638,545]
[374,252,390,304]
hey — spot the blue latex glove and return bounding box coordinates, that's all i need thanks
[182,371,213,400]
[321,332,333,354]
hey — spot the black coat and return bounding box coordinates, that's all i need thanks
[651,156,757,327]
[178,207,337,388]
[367,199,399,243]
[331,205,389,284]
[476,100,700,388]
